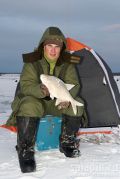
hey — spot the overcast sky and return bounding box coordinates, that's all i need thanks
[0,0,120,73]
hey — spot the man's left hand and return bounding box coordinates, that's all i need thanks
[57,101,70,110]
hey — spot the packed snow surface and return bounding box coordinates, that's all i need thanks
[0,74,120,179]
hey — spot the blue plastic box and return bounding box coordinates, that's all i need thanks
[36,115,62,150]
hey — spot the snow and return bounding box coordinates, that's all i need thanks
[0,74,120,179]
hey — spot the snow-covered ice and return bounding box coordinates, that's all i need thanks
[0,74,120,179]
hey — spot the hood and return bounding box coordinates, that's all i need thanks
[37,27,67,51]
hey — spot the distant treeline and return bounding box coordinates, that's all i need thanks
[113,73,120,76]
[0,73,20,76]
[0,72,120,76]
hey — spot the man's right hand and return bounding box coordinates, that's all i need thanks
[40,84,50,97]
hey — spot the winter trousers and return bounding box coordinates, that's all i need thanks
[16,96,84,118]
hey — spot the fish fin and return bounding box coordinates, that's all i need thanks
[65,84,75,91]
[55,99,62,106]
[50,94,54,100]
[71,100,84,115]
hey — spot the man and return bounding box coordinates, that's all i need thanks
[6,27,87,173]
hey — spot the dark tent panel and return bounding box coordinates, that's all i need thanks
[74,48,120,127]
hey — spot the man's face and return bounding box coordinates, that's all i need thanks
[44,44,61,61]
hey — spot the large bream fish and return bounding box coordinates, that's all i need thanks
[40,74,83,115]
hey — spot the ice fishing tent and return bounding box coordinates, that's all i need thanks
[66,38,120,127]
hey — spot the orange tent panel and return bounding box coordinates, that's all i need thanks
[66,37,91,51]
[0,124,17,133]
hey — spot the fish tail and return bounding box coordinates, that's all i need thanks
[71,100,84,115]
[74,100,84,107]
[71,103,77,115]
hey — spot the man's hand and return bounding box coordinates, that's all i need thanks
[57,101,70,110]
[40,84,50,97]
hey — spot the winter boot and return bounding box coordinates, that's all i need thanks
[59,114,81,158]
[16,116,39,173]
